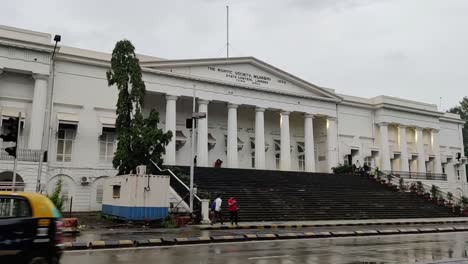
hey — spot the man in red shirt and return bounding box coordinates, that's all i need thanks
[228,197,239,226]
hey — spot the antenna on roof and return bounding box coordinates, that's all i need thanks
[226,5,229,59]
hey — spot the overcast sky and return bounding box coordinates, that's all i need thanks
[2,0,467,110]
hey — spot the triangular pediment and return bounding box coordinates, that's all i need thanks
[142,57,341,101]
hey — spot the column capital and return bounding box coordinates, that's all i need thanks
[32,73,49,80]
[327,116,337,121]
[398,124,407,128]
[198,99,210,105]
[304,113,315,119]
[431,128,440,133]
[165,94,178,101]
[280,111,290,116]
[378,122,389,127]
[415,126,423,132]
[227,103,238,109]
[255,107,266,113]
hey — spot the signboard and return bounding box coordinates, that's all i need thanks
[207,66,287,87]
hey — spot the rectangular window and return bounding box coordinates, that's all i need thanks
[99,127,116,163]
[0,197,32,218]
[113,185,121,198]
[442,164,446,174]
[56,123,77,162]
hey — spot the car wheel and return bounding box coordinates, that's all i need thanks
[28,257,48,264]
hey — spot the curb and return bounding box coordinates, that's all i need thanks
[198,219,468,230]
[62,225,468,251]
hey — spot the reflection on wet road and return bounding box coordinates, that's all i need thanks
[62,232,468,264]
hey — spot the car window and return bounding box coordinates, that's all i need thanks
[0,197,32,218]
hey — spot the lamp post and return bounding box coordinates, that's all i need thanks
[36,34,61,192]
[189,111,206,212]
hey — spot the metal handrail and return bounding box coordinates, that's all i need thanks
[150,160,202,202]
[378,169,462,205]
[386,170,447,181]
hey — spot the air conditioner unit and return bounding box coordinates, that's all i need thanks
[81,176,91,185]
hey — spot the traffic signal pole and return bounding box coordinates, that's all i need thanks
[11,112,21,192]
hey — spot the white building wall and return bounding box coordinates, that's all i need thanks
[0,25,467,212]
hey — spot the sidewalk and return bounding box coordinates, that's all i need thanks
[63,221,468,251]
[197,217,468,230]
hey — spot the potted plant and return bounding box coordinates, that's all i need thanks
[399,178,407,192]
[424,192,431,201]
[446,192,454,208]
[437,197,446,206]
[416,181,425,196]
[454,203,462,215]
[386,174,393,187]
[461,196,468,216]
[430,185,440,203]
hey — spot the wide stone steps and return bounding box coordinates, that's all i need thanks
[168,166,458,222]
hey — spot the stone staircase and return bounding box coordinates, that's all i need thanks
[172,167,458,222]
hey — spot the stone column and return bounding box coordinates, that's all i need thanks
[28,74,49,150]
[227,103,238,168]
[200,199,211,224]
[280,111,291,171]
[432,129,442,174]
[399,125,409,172]
[415,127,426,173]
[197,100,209,167]
[164,95,178,165]
[379,123,391,172]
[327,117,339,172]
[255,107,266,169]
[304,114,316,172]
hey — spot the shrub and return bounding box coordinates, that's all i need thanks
[430,185,440,199]
[416,181,424,193]
[447,192,453,203]
[399,178,406,191]
[332,164,354,174]
[47,178,65,211]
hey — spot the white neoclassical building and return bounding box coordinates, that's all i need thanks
[0,25,466,211]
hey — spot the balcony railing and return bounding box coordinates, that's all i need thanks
[387,170,447,181]
[0,181,26,191]
[0,148,42,162]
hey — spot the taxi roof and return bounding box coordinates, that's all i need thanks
[0,191,61,218]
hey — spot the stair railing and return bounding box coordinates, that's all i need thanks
[150,160,203,221]
[380,169,462,206]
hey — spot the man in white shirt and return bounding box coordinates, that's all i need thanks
[212,194,223,225]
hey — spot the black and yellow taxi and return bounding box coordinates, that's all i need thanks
[0,191,63,264]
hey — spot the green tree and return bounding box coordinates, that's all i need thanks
[48,178,64,211]
[107,40,172,175]
[448,97,468,170]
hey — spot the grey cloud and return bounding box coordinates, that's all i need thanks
[0,0,467,109]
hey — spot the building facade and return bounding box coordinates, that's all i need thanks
[0,25,466,212]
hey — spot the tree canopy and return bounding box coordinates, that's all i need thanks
[448,97,468,160]
[107,40,172,175]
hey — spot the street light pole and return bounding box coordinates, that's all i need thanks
[189,86,196,212]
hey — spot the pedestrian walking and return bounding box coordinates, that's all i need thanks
[211,194,223,225]
[228,197,239,226]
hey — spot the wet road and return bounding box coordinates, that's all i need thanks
[63,232,468,264]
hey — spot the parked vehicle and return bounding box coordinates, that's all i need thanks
[0,191,63,264]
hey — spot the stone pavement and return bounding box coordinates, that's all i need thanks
[63,217,468,251]
[197,217,468,230]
